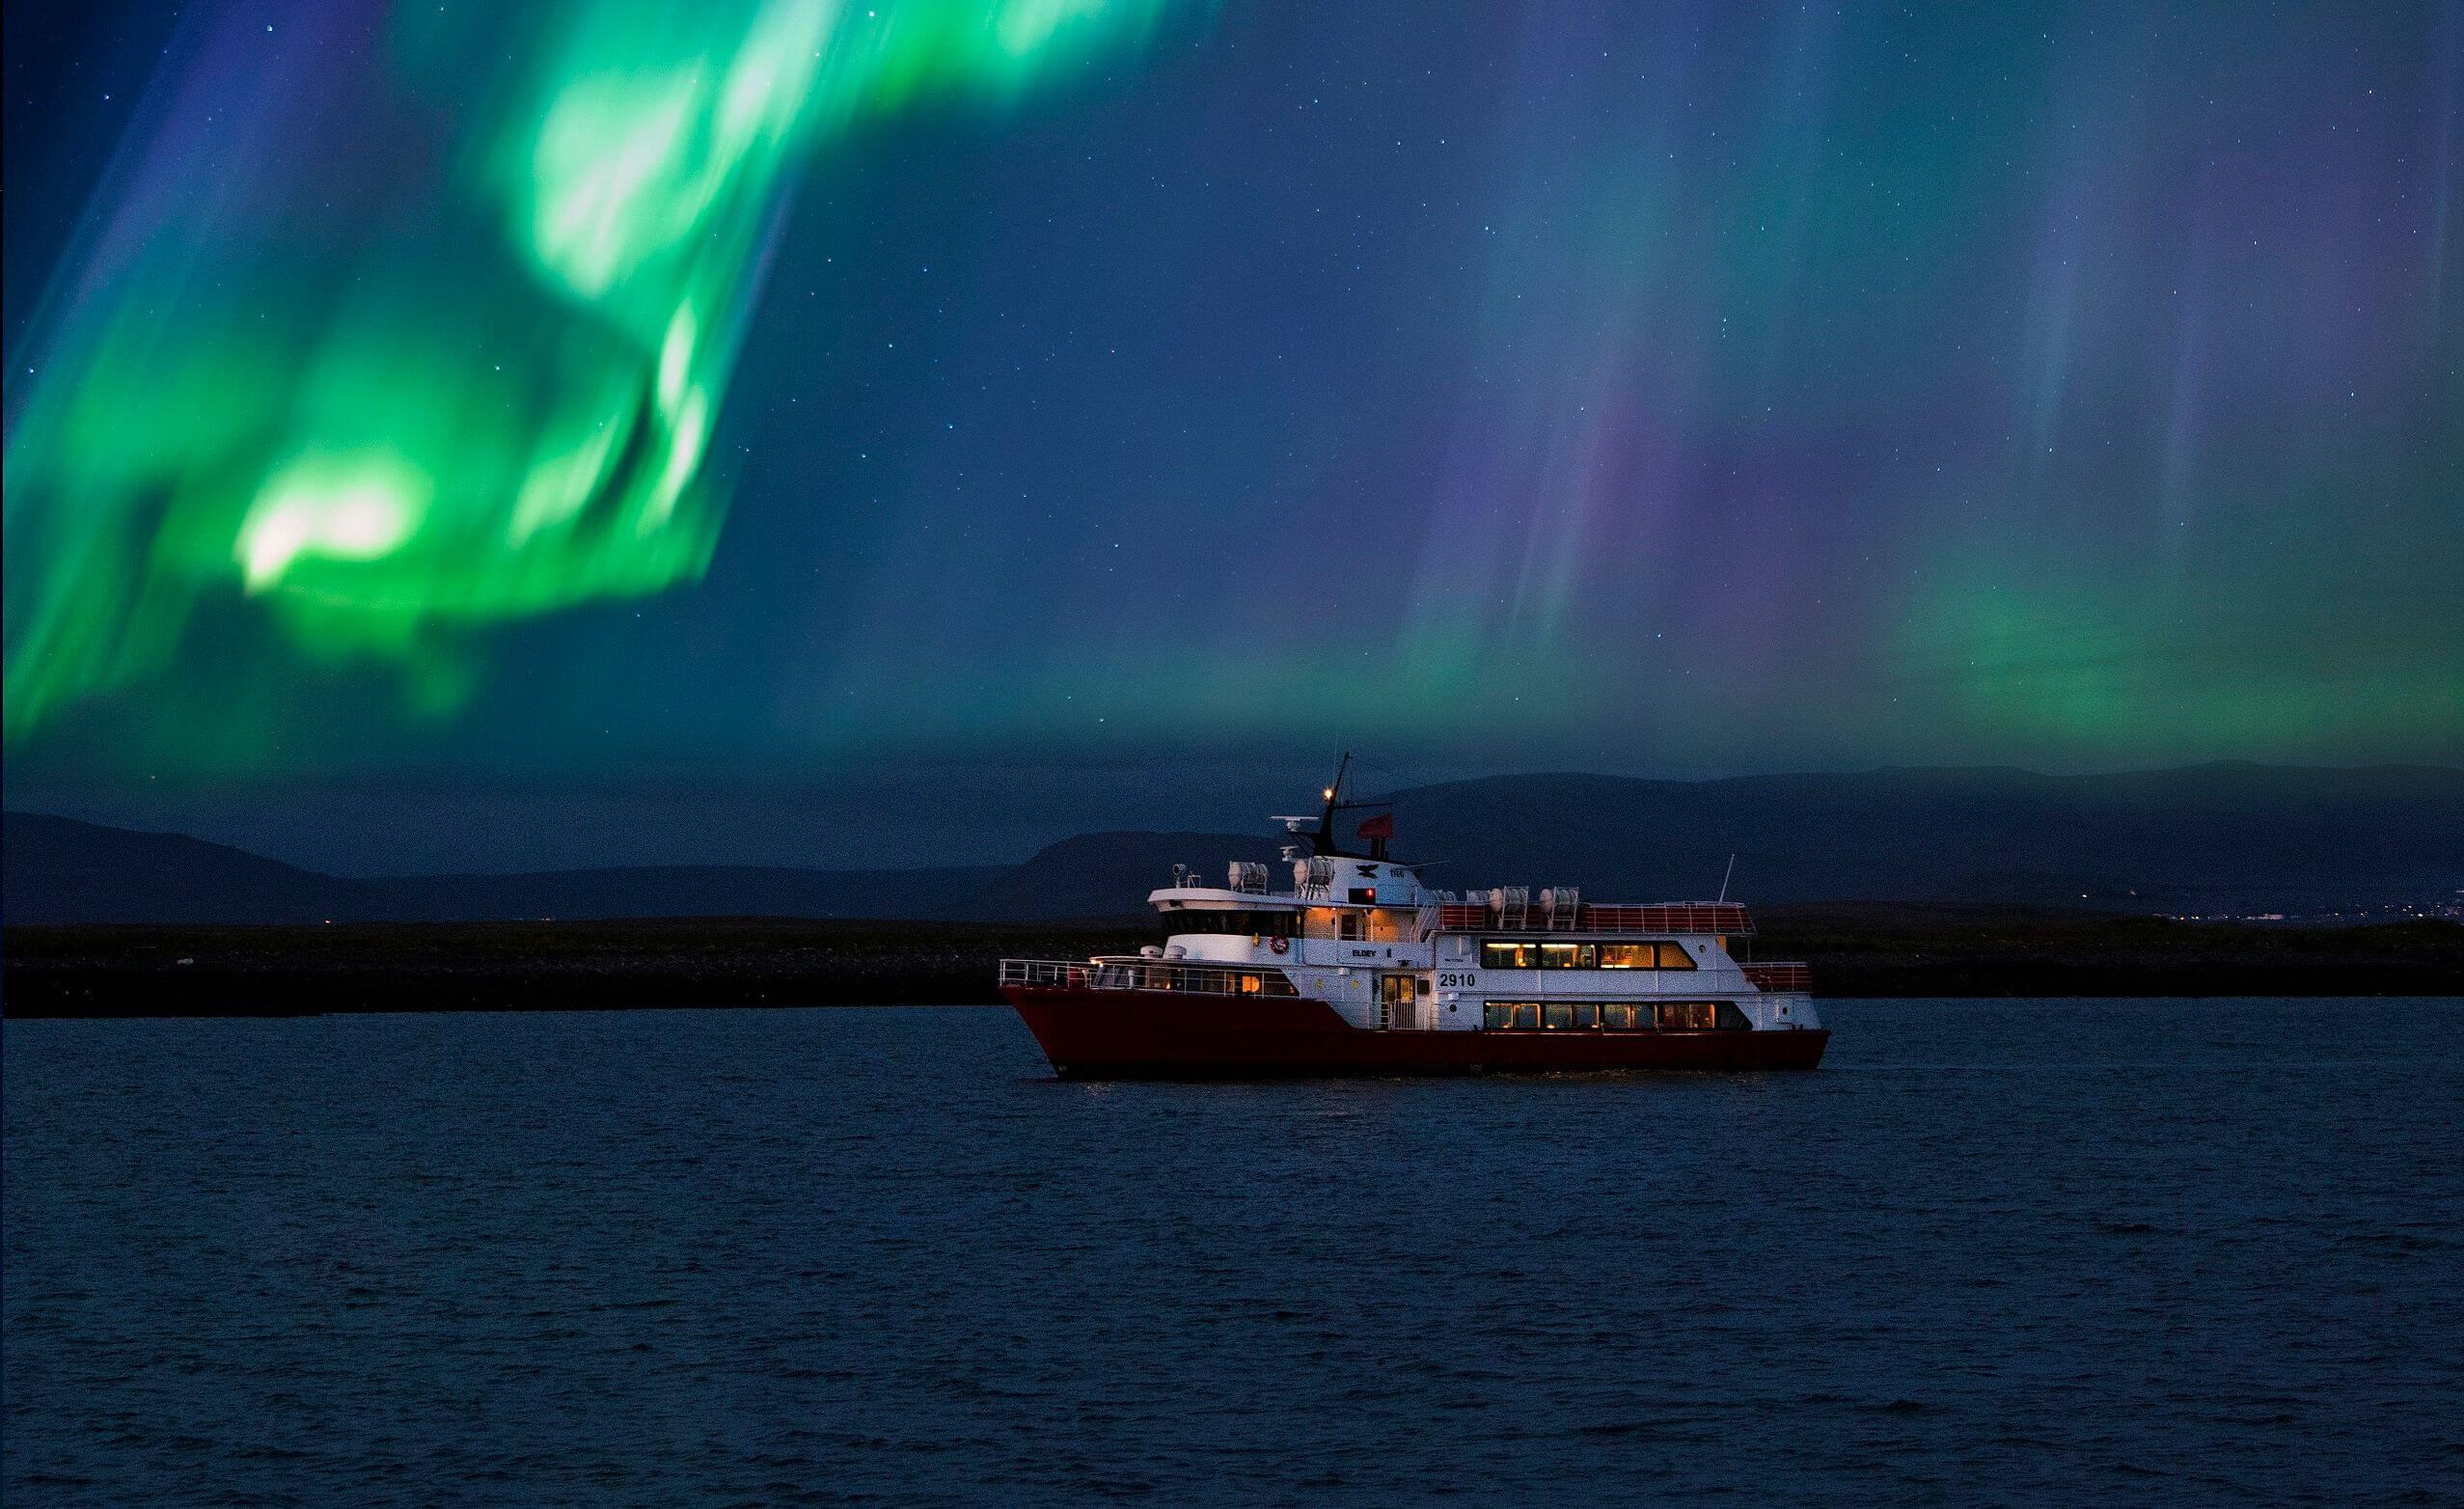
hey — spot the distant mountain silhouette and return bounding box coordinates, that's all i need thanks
[358,864,1008,923]
[1376,762,2464,915]
[2,813,998,926]
[959,830,1287,921]
[3,813,362,925]
[8,763,2459,924]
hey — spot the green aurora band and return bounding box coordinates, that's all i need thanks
[2,0,1184,740]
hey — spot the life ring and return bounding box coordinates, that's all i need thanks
[1271,936,1289,954]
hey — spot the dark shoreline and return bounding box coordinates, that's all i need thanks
[5,907,2458,1018]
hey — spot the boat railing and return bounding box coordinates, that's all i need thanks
[1434,901,1756,935]
[999,957,1300,997]
[1739,961,1812,992]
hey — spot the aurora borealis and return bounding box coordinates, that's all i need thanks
[4,0,1184,742]
[5,2,2461,868]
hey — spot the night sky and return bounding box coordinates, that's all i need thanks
[5,2,2459,872]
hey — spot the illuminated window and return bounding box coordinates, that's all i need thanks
[1655,1001,1744,1029]
[1592,941,1696,969]
[1538,943,1596,969]
[1479,999,1731,1031]
[1484,1001,1543,1029]
[1484,1000,1691,1029]
[1481,941,1541,969]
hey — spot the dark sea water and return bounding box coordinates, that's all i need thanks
[5,1000,2460,1505]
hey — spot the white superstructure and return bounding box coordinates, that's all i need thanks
[1116,852,1820,1035]
[996,757,1831,1076]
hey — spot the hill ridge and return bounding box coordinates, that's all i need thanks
[8,761,2459,924]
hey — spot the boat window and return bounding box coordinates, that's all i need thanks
[1339,911,1365,941]
[1488,1000,1684,1030]
[1484,1001,1543,1029]
[1481,941,1541,969]
[1538,943,1595,969]
[1175,910,1298,937]
[1655,1001,1746,1029]
[1592,941,1697,969]
[1471,1000,1748,1031]
[1224,971,1299,996]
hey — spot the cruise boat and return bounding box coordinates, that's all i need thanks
[999,761,1828,1078]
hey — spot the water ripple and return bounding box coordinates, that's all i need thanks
[6,998,2461,1504]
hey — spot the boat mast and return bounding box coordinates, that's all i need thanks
[1313,751,1352,855]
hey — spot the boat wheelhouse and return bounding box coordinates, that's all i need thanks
[999,761,1826,1078]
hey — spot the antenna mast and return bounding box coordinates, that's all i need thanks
[1315,751,1351,853]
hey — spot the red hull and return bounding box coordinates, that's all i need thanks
[1003,987,1830,1078]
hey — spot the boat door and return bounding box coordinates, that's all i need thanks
[1381,973,1426,1030]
